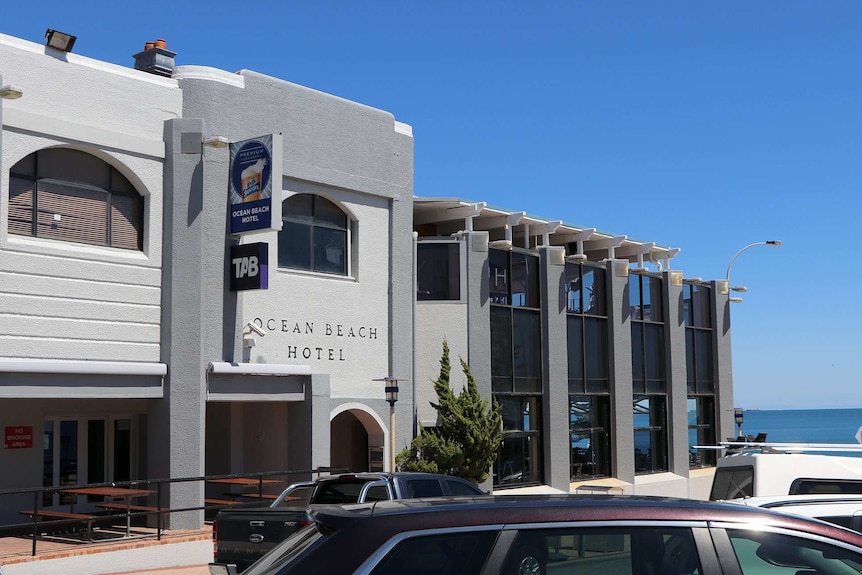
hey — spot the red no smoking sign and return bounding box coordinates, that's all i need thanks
[5,426,33,449]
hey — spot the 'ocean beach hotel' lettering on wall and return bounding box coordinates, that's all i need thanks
[252,318,379,362]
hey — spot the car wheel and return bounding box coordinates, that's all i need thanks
[510,545,545,575]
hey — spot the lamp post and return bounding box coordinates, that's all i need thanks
[374,376,405,471]
[734,408,744,439]
[725,240,782,303]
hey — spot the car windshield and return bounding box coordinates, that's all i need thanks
[710,467,754,500]
[313,479,372,504]
[275,484,313,507]
[241,523,324,575]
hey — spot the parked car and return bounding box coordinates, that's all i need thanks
[213,472,484,571]
[708,443,862,500]
[210,494,862,575]
[727,493,862,532]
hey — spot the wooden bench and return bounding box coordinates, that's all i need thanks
[205,498,242,507]
[20,509,97,540]
[236,492,279,500]
[95,502,171,536]
[95,502,168,514]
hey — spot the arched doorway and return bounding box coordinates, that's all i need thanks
[330,405,385,473]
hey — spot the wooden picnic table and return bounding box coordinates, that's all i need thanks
[19,509,98,541]
[206,478,281,487]
[60,486,154,537]
[207,477,282,501]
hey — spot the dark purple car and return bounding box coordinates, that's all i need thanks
[210,494,862,575]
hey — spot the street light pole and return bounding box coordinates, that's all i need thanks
[725,240,782,303]
[374,376,406,472]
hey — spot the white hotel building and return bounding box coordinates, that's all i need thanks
[0,31,734,528]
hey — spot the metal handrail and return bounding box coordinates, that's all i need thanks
[0,467,346,557]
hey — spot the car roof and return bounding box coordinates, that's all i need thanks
[308,494,862,542]
[727,494,862,518]
[317,472,474,482]
[730,494,862,506]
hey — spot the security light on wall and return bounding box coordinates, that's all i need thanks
[0,85,23,99]
[45,29,77,52]
[203,135,230,148]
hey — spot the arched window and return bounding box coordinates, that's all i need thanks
[8,149,144,251]
[278,194,348,275]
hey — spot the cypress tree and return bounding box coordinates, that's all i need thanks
[397,341,502,484]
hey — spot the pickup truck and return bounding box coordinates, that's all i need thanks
[213,472,484,572]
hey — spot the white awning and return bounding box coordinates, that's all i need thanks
[207,362,311,376]
[0,358,167,376]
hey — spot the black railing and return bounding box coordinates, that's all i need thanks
[0,467,346,557]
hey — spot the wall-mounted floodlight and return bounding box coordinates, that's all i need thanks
[488,239,513,250]
[0,85,23,99]
[45,29,77,52]
[204,136,230,148]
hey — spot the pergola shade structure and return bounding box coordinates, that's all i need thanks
[413,198,680,271]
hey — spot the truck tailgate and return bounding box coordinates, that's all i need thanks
[215,506,311,570]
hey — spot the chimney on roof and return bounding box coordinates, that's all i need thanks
[133,38,175,77]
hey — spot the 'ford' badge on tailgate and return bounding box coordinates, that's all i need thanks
[249,534,265,543]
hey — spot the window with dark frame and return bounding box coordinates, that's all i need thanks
[630,273,668,474]
[565,263,612,480]
[684,283,717,468]
[416,242,460,300]
[9,149,144,250]
[490,248,543,488]
[278,194,348,275]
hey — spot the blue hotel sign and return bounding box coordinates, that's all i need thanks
[229,134,279,235]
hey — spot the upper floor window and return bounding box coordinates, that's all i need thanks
[630,274,666,394]
[684,283,716,468]
[9,149,143,250]
[416,242,460,300]
[489,249,540,307]
[278,194,348,275]
[684,284,714,394]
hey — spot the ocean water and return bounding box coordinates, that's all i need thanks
[739,408,862,446]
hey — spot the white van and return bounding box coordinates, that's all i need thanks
[728,494,862,532]
[708,444,862,501]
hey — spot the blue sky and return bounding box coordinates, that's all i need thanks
[3,2,860,409]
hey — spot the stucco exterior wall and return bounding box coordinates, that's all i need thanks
[0,33,180,363]
[415,302,469,426]
[172,64,414,476]
[245,188,392,396]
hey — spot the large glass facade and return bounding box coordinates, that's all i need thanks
[630,273,668,474]
[685,283,717,467]
[565,263,611,480]
[490,248,543,487]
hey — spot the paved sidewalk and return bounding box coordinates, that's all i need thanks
[0,526,213,575]
[104,566,210,575]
